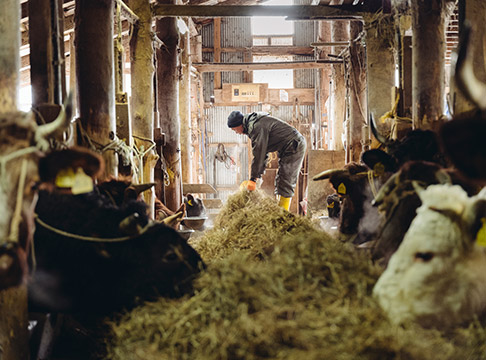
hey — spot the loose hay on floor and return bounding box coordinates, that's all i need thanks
[191,190,316,262]
[105,190,486,360]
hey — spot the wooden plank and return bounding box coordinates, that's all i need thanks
[202,198,223,209]
[152,4,366,19]
[193,60,341,73]
[183,183,217,194]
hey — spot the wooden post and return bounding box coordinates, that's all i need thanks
[330,20,348,151]
[411,0,448,129]
[365,13,396,121]
[156,0,182,211]
[128,0,157,215]
[75,0,117,176]
[0,3,29,359]
[348,20,367,162]
[317,20,331,149]
[180,26,192,184]
[213,18,222,90]
[28,0,56,105]
[401,35,413,117]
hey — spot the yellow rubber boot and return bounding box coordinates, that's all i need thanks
[278,196,291,211]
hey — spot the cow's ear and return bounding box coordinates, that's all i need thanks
[470,199,486,246]
[361,149,397,173]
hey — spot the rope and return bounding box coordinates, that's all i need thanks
[7,159,29,243]
[367,170,378,199]
[214,143,235,169]
[132,134,158,184]
[34,214,153,243]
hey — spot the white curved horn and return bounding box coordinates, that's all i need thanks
[35,92,74,143]
[453,23,486,110]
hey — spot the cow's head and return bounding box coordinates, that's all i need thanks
[0,95,72,290]
[373,184,486,328]
[369,114,443,167]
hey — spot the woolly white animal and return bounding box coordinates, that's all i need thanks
[373,184,486,328]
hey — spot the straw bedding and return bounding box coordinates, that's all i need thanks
[105,190,486,360]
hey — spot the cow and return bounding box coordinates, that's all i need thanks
[0,95,72,290]
[369,113,446,170]
[98,177,155,207]
[184,194,207,217]
[29,147,205,314]
[313,113,450,246]
[326,193,341,219]
[313,162,385,244]
[373,184,486,329]
[369,161,478,265]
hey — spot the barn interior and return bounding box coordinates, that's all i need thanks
[2,0,486,359]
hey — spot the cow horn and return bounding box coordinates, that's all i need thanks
[35,92,74,142]
[313,169,346,181]
[435,170,452,185]
[369,113,389,145]
[162,211,184,228]
[130,183,155,195]
[453,22,486,110]
[372,171,400,206]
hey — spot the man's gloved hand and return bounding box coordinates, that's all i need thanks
[239,179,257,191]
[246,180,257,191]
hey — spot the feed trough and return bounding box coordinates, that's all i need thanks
[177,228,195,240]
[182,216,208,230]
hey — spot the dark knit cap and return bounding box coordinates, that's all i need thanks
[227,110,244,128]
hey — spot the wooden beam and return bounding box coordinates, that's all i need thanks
[311,41,349,47]
[183,183,217,194]
[193,60,341,72]
[202,46,314,55]
[152,4,366,19]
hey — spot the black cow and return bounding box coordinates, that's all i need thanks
[184,194,207,217]
[29,148,204,314]
[313,162,384,244]
[326,193,341,219]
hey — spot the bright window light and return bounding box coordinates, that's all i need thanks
[253,69,293,88]
[18,86,32,112]
[251,0,294,36]
[253,55,293,89]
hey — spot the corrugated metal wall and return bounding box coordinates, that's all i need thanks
[221,18,252,48]
[221,52,245,84]
[267,104,314,122]
[294,55,316,88]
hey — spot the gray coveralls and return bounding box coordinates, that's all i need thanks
[242,112,306,198]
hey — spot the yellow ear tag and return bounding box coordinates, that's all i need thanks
[476,218,486,247]
[337,183,346,195]
[71,168,94,195]
[374,162,385,177]
[55,168,76,188]
[327,202,335,209]
[188,200,193,206]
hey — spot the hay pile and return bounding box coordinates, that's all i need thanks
[191,190,316,262]
[105,190,486,360]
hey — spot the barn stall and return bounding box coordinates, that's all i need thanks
[2,0,486,359]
